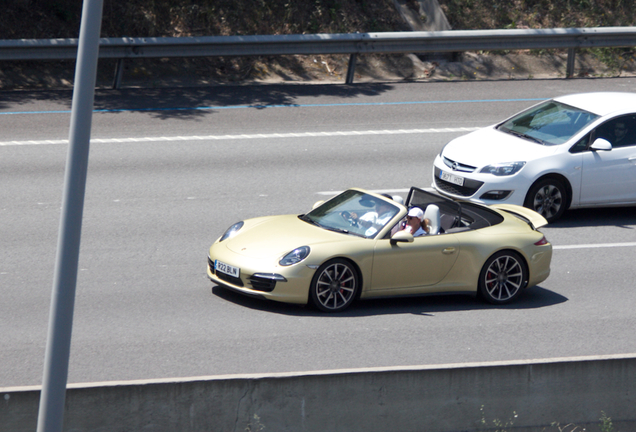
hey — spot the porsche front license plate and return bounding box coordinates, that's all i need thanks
[215,260,240,278]
[440,170,465,187]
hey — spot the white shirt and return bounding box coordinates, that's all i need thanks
[361,210,393,236]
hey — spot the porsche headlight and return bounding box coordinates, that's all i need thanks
[279,246,310,266]
[219,221,244,242]
[479,161,526,176]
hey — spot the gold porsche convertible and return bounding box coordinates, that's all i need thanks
[207,187,552,312]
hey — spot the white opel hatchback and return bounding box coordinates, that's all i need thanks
[432,92,636,222]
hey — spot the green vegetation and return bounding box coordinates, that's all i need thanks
[1,0,403,39]
[438,0,636,73]
[245,413,265,432]
[478,406,620,432]
[600,411,616,432]
[479,405,518,432]
[440,0,636,30]
[4,0,636,39]
[243,408,620,432]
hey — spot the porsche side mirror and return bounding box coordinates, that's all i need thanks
[390,230,414,245]
[312,200,325,210]
[590,138,612,151]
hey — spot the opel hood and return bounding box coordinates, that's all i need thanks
[443,127,558,169]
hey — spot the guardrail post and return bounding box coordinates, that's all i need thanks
[346,53,357,84]
[113,58,124,89]
[566,47,576,78]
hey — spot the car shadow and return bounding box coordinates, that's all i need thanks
[211,285,567,317]
[553,206,636,229]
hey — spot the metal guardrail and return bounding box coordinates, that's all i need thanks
[2,27,636,87]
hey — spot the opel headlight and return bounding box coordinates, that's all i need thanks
[279,246,310,266]
[219,221,244,242]
[479,161,526,176]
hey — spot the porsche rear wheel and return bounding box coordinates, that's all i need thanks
[310,259,359,312]
[478,251,527,304]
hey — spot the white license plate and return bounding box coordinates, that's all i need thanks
[440,170,465,186]
[215,260,240,278]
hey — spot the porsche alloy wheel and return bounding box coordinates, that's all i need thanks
[310,259,359,312]
[524,178,567,223]
[478,251,527,304]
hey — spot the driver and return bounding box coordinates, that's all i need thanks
[357,199,395,228]
[344,195,397,236]
[613,120,630,147]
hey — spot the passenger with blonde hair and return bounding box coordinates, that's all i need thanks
[403,207,429,237]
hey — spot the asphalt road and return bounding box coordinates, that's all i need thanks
[1,78,636,388]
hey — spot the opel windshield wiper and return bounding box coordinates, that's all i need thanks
[504,128,545,145]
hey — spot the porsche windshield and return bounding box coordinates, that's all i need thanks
[497,100,599,146]
[301,190,400,239]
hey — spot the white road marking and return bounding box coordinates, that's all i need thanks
[0,127,479,146]
[6,130,633,252]
[316,188,412,196]
[553,242,636,250]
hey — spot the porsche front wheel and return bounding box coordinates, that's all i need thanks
[310,259,359,312]
[478,251,527,304]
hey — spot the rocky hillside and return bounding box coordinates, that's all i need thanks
[4,0,635,39]
[2,0,636,89]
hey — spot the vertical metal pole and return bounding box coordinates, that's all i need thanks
[566,47,576,79]
[36,1,103,431]
[346,53,357,84]
[113,58,125,89]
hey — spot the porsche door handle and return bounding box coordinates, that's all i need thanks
[442,247,456,254]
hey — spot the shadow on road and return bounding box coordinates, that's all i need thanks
[0,82,395,120]
[552,206,636,229]
[211,284,567,317]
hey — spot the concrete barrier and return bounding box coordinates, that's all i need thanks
[2,354,635,432]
